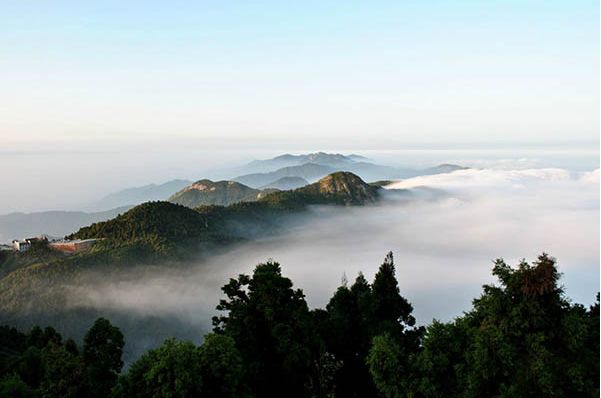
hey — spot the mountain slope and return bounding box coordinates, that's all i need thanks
[73,172,377,251]
[234,163,335,188]
[233,158,468,189]
[259,171,380,208]
[260,176,309,190]
[70,202,215,247]
[66,172,378,260]
[296,171,379,205]
[168,180,263,208]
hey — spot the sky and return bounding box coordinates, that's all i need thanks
[1,0,599,150]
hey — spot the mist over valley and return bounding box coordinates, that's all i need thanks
[1,153,597,364]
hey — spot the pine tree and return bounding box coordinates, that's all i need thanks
[371,252,415,334]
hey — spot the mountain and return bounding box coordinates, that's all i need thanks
[0,159,464,244]
[422,163,468,175]
[0,206,132,244]
[64,172,378,261]
[234,155,468,189]
[244,152,365,173]
[258,171,380,208]
[233,161,413,188]
[70,201,215,247]
[168,179,275,208]
[234,163,335,188]
[212,152,370,178]
[56,172,378,263]
[213,152,461,184]
[260,176,309,190]
[297,172,380,205]
[52,172,377,263]
[91,179,191,210]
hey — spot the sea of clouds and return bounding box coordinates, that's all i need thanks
[64,166,599,353]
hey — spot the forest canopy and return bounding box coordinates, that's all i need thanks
[0,253,598,398]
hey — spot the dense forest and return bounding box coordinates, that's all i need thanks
[1,252,598,398]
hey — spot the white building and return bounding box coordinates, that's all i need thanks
[12,240,31,252]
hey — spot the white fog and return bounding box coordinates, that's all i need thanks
[63,166,599,337]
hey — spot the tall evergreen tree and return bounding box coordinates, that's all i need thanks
[371,252,415,334]
[213,261,314,398]
[324,274,377,397]
[367,252,423,397]
[83,318,124,398]
[322,253,421,398]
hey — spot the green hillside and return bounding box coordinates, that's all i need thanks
[70,201,211,243]
[2,172,378,274]
[0,172,380,320]
[258,171,380,207]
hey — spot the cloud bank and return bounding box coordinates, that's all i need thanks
[63,167,599,356]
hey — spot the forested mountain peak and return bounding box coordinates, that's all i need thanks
[311,171,379,204]
[255,171,380,207]
[168,179,263,208]
[70,201,209,242]
[182,179,250,192]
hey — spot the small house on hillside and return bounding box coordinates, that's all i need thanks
[12,240,31,252]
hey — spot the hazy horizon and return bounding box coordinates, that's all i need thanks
[0,146,598,214]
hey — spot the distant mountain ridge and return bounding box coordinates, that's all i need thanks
[233,156,468,188]
[422,164,469,175]
[234,163,336,188]
[88,154,467,209]
[244,152,366,173]
[260,176,309,190]
[92,179,191,211]
[1,153,467,242]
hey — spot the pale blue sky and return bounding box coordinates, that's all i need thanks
[1,0,599,149]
